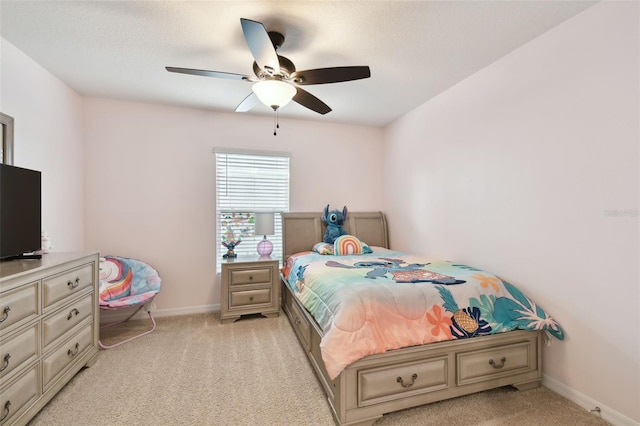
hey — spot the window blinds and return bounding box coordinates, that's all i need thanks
[215,150,290,270]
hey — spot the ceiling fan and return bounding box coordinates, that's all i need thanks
[166,18,371,116]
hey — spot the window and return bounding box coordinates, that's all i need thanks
[215,149,290,271]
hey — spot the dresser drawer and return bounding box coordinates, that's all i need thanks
[43,324,93,389]
[0,364,39,426]
[43,263,94,309]
[0,323,39,381]
[456,341,533,385]
[230,288,272,308]
[229,267,272,286]
[357,356,449,407]
[0,282,38,334]
[42,293,93,348]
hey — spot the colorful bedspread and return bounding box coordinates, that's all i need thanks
[282,248,564,380]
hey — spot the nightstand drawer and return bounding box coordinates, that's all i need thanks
[230,288,272,307]
[230,268,272,286]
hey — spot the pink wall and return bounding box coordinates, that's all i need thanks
[82,98,384,315]
[383,2,638,424]
[0,39,85,252]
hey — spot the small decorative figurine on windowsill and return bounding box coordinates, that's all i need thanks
[222,239,241,258]
[221,224,242,259]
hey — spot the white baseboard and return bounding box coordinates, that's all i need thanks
[99,303,220,324]
[153,304,220,317]
[543,375,639,426]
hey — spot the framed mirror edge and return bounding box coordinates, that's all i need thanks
[1,112,14,165]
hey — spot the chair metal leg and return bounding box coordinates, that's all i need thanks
[99,304,146,330]
[98,309,157,350]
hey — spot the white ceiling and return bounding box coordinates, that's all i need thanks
[0,1,596,127]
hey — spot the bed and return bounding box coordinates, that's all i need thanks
[280,211,563,426]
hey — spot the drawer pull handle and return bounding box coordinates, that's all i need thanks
[67,277,81,289]
[489,357,507,369]
[294,316,301,325]
[1,400,11,422]
[249,276,254,281]
[67,308,80,320]
[0,354,10,372]
[68,343,80,357]
[0,306,9,323]
[249,296,254,301]
[396,373,418,388]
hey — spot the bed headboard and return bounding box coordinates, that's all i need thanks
[281,211,388,260]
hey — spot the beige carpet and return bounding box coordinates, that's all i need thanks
[28,313,609,426]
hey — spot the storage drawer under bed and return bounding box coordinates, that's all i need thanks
[282,285,311,351]
[456,340,535,385]
[357,355,450,407]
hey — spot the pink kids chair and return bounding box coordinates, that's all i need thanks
[98,256,161,349]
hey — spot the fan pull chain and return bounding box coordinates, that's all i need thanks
[273,109,281,136]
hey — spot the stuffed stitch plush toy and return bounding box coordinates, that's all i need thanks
[322,204,348,244]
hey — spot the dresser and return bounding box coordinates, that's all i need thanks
[220,256,279,324]
[0,252,99,426]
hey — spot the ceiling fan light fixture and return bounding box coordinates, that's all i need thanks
[252,80,296,110]
[167,18,369,117]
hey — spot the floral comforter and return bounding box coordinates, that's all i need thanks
[281,248,564,380]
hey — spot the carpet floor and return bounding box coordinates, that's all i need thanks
[28,312,609,426]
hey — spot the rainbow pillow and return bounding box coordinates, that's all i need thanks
[333,235,372,256]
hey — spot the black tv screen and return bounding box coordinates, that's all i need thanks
[0,164,41,260]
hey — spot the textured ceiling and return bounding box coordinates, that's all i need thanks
[0,1,596,127]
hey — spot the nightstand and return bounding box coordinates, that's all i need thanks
[220,256,280,324]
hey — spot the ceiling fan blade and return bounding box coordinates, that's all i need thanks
[240,18,280,75]
[291,66,371,85]
[235,92,260,112]
[293,88,332,115]
[166,66,252,81]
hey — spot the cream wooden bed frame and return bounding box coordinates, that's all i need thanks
[280,212,542,426]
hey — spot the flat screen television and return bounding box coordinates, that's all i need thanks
[0,163,42,260]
